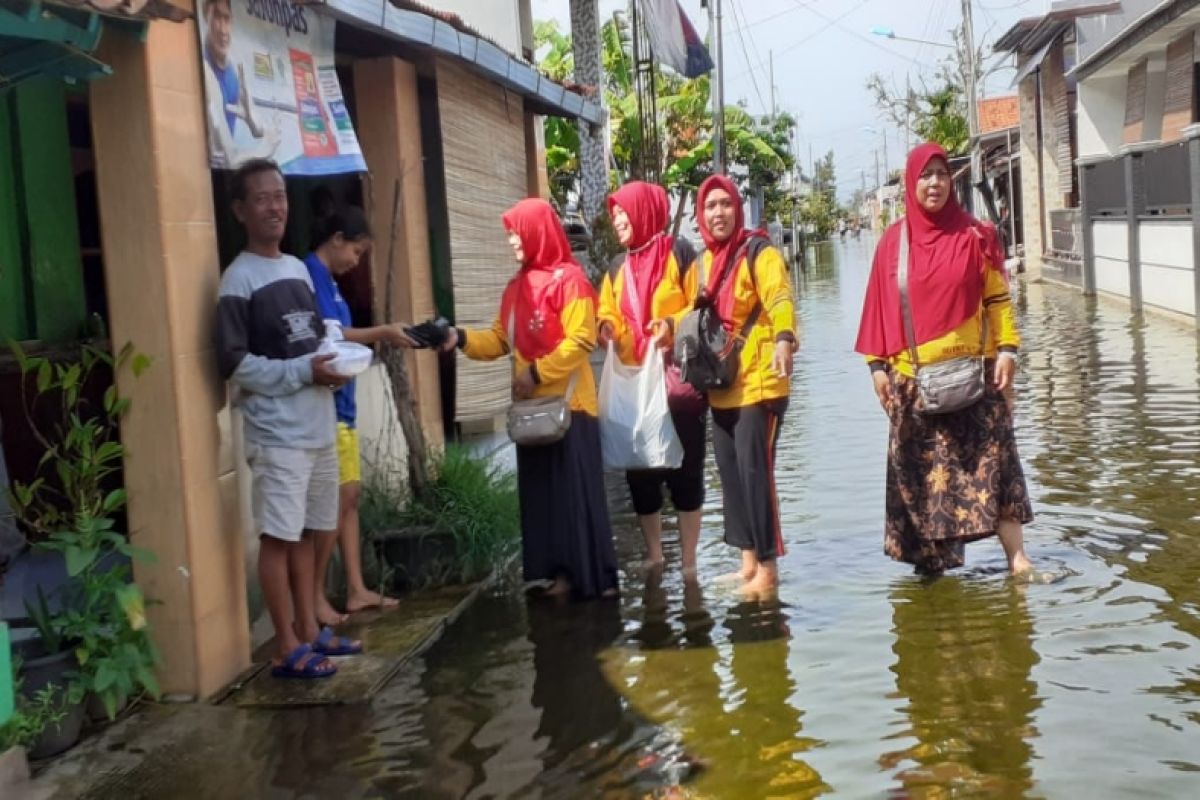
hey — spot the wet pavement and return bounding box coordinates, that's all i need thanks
[35,238,1200,798]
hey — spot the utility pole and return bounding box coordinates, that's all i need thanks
[905,74,912,154]
[705,0,726,173]
[882,130,889,183]
[961,0,980,212]
[769,49,776,118]
[874,149,880,191]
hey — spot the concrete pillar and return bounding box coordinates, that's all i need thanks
[1078,161,1097,296]
[89,14,250,698]
[1017,70,1044,281]
[1123,147,1147,312]
[569,0,607,222]
[352,57,444,449]
[1187,125,1200,328]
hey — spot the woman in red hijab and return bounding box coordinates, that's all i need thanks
[442,198,617,600]
[856,142,1034,576]
[689,175,798,598]
[597,181,705,575]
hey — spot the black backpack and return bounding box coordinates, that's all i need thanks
[673,235,769,392]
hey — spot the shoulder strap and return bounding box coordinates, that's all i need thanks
[896,221,921,368]
[672,237,698,282]
[896,222,989,365]
[735,236,768,340]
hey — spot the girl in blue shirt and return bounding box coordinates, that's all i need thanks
[305,205,413,624]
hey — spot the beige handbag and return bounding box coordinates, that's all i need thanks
[897,222,987,415]
[504,308,579,447]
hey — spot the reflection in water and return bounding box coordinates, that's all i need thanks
[604,570,830,798]
[882,578,1041,797]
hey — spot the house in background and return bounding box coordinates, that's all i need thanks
[0,0,599,704]
[998,0,1200,325]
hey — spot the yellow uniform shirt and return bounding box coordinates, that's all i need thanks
[597,248,699,366]
[668,243,798,410]
[863,267,1020,377]
[461,293,600,417]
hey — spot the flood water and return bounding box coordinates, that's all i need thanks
[77,238,1200,798]
[350,238,1200,798]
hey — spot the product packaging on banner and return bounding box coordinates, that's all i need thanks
[598,344,684,471]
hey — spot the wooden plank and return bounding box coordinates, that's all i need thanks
[13,78,85,342]
[437,58,528,423]
[0,93,31,342]
[1162,34,1194,142]
[1123,59,1148,145]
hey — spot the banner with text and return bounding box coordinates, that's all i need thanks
[197,0,365,175]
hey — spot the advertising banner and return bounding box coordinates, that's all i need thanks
[196,0,365,175]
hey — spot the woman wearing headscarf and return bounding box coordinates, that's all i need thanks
[597,181,705,574]
[856,142,1034,576]
[441,198,618,600]
[685,175,798,597]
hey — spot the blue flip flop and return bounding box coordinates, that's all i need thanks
[271,643,337,679]
[312,626,363,657]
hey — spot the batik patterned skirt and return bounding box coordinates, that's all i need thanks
[883,365,1034,573]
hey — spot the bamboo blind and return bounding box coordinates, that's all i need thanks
[436,58,529,423]
[1162,34,1195,142]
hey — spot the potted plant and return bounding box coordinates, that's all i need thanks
[6,342,159,741]
[368,446,520,591]
[1,649,85,761]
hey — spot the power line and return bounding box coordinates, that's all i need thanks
[729,0,873,80]
[728,0,769,113]
[789,0,934,68]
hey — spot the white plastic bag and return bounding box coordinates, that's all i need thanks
[598,343,684,471]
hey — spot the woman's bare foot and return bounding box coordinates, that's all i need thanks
[1008,551,1034,576]
[345,589,400,613]
[715,569,754,585]
[315,597,347,627]
[641,555,666,573]
[738,561,779,598]
[545,577,572,597]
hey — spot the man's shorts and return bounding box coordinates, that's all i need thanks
[336,422,362,486]
[246,443,339,541]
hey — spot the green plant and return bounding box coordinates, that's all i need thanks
[365,446,520,586]
[0,659,82,752]
[6,342,160,720]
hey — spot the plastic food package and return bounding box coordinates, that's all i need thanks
[317,339,373,377]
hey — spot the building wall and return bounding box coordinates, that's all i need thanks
[1077,74,1127,157]
[1139,220,1196,316]
[1076,0,1164,64]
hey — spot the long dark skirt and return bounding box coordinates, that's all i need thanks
[884,369,1033,573]
[516,412,619,599]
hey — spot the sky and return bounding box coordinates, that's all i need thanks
[532,0,1051,201]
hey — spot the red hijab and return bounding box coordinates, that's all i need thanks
[609,181,673,359]
[697,174,766,323]
[855,142,1006,358]
[500,198,595,362]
